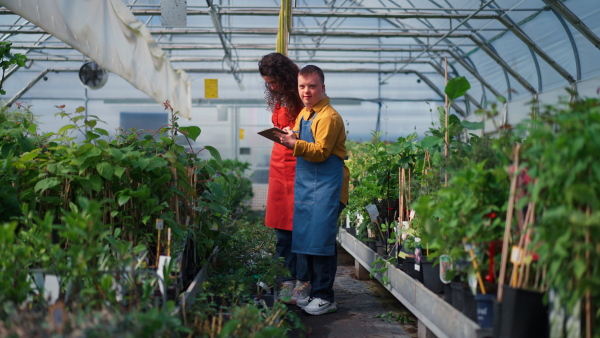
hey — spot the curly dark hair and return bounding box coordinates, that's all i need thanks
[258,53,303,120]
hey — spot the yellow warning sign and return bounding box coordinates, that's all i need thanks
[205,79,218,98]
[239,129,245,140]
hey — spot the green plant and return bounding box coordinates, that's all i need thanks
[1,102,226,267]
[0,41,27,95]
[370,256,396,285]
[521,94,600,331]
[212,159,254,217]
[374,311,415,325]
[204,213,288,303]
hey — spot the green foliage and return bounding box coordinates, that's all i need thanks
[370,255,395,285]
[412,155,509,271]
[212,159,254,217]
[204,212,287,302]
[1,104,227,266]
[192,213,303,337]
[444,76,471,102]
[0,41,27,95]
[521,95,600,324]
[0,100,254,334]
[374,311,415,325]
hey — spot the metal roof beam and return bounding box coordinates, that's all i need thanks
[496,15,575,84]
[4,68,51,107]
[468,34,536,94]
[542,0,600,50]
[0,8,505,19]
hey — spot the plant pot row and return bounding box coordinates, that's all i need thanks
[361,237,549,337]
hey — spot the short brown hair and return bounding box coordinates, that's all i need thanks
[299,65,324,84]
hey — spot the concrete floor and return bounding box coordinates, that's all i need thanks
[287,245,418,338]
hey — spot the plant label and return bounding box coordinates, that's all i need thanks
[510,245,523,264]
[156,219,164,230]
[365,204,379,221]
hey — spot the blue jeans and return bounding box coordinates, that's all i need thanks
[300,202,346,302]
[275,229,309,283]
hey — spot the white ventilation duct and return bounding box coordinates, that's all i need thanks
[1,0,192,118]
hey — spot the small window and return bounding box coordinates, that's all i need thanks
[239,147,251,155]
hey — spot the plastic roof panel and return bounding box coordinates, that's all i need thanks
[0,0,598,141]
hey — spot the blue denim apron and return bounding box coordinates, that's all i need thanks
[291,114,343,256]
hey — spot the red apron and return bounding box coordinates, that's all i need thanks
[265,105,297,230]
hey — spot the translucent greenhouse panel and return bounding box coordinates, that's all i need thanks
[518,9,577,92]
[568,3,600,82]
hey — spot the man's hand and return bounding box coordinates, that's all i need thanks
[274,127,297,149]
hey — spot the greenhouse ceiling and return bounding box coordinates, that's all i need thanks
[0,0,599,142]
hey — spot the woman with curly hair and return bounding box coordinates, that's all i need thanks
[258,53,309,305]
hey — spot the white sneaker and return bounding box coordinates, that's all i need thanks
[289,281,311,305]
[296,296,312,308]
[303,297,337,315]
[276,280,295,304]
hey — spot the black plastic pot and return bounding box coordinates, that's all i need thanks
[476,294,495,328]
[443,282,453,304]
[396,256,404,270]
[367,239,377,252]
[462,286,477,321]
[403,257,423,282]
[421,258,444,294]
[494,285,549,338]
[376,240,385,256]
[450,281,464,312]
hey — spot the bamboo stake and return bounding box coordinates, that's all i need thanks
[516,204,535,288]
[518,204,536,289]
[464,238,486,294]
[408,168,412,203]
[167,227,172,257]
[510,203,533,287]
[498,143,521,302]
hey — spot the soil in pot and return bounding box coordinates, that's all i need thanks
[421,257,444,294]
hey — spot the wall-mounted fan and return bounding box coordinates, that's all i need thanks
[78,61,108,90]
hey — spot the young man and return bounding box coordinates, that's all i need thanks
[276,65,350,315]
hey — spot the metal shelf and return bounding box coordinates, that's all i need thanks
[338,228,488,338]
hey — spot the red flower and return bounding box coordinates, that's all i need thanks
[484,212,497,219]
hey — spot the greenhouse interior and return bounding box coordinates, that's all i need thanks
[0,0,598,337]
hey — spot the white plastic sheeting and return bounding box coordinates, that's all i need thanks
[0,0,191,118]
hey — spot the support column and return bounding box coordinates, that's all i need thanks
[354,259,371,280]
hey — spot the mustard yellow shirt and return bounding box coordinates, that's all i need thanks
[292,97,350,205]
